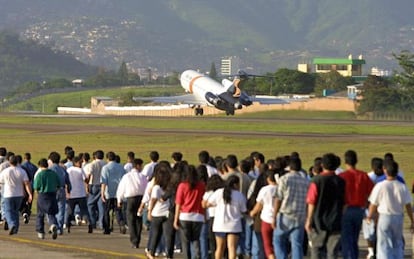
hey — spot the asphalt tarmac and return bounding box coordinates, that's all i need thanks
[0,218,148,259]
[0,215,411,259]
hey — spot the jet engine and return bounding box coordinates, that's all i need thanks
[234,102,242,110]
[205,92,222,106]
[239,92,253,106]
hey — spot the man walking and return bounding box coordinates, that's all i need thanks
[0,155,32,235]
[305,153,345,259]
[273,156,309,259]
[48,151,71,235]
[101,151,125,234]
[85,150,106,229]
[34,158,61,240]
[339,150,374,259]
[117,158,147,248]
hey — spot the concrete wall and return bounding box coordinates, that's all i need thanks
[58,97,356,116]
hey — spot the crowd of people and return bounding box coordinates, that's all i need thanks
[0,146,412,259]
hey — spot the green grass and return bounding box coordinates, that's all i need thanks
[237,110,356,120]
[0,113,413,191]
[0,115,414,172]
[0,115,411,136]
[6,85,183,113]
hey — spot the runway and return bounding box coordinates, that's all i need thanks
[0,219,147,258]
[0,215,411,258]
[2,115,414,142]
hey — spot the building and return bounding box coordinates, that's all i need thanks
[220,56,240,76]
[298,54,366,77]
[370,67,391,77]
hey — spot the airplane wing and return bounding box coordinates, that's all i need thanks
[132,94,208,106]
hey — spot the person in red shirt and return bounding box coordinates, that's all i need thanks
[173,164,206,259]
[339,150,374,259]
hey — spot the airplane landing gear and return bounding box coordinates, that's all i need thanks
[195,107,204,116]
[225,110,235,116]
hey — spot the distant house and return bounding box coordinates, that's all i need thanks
[298,54,366,77]
[72,79,84,87]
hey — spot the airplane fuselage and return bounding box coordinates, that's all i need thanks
[180,70,242,114]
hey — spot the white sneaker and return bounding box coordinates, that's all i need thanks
[23,213,29,224]
[49,224,58,240]
[37,232,45,239]
[75,214,81,226]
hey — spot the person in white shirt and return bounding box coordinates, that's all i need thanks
[65,156,92,234]
[367,160,414,259]
[198,150,218,177]
[146,163,173,259]
[116,158,147,248]
[249,171,277,259]
[141,151,159,180]
[0,155,32,235]
[201,174,225,256]
[207,175,247,259]
[123,151,135,173]
[85,150,106,229]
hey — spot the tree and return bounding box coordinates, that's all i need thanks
[358,52,414,114]
[273,68,315,94]
[393,50,414,88]
[209,62,218,80]
[314,71,354,96]
[118,61,129,86]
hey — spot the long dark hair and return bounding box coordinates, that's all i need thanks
[197,165,208,184]
[153,162,172,190]
[223,175,239,204]
[206,174,225,192]
[247,172,268,211]
[182,164,199,189]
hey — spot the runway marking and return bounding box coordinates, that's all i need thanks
[0,236,146,258]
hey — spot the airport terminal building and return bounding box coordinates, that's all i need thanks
[298,54,366,77]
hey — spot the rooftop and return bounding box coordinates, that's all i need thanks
[313,58,366,65]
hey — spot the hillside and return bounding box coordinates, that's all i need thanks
[0,31,98,95]
[0,0,413,73]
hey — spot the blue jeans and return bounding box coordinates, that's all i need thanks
[377,214,404,259]
[341,207,364,259]
[200,222,209,259]
[3,196,23,231]
[55,188,66,232]
[236,218,246,255]
[245,223,253,256]
[87,184,104,228]
[273,214,304,259]
[252,231,264,259]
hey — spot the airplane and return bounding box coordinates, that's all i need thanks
[133,69,289,116]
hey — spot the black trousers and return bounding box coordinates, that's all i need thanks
[149,215,175,257]
[126,195,143,247]
[66,197,91,226]
[102,198,124,233]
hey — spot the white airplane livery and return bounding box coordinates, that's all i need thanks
[134,69,289,115]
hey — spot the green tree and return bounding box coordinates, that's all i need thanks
[273,68,315,94]
[393,50,414,88]
[358,53,414,114]
[118,61,129,86]
[44,78,72,89]
[209,62,218,80]
[128,73,141,85]
[314,71,353,96]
